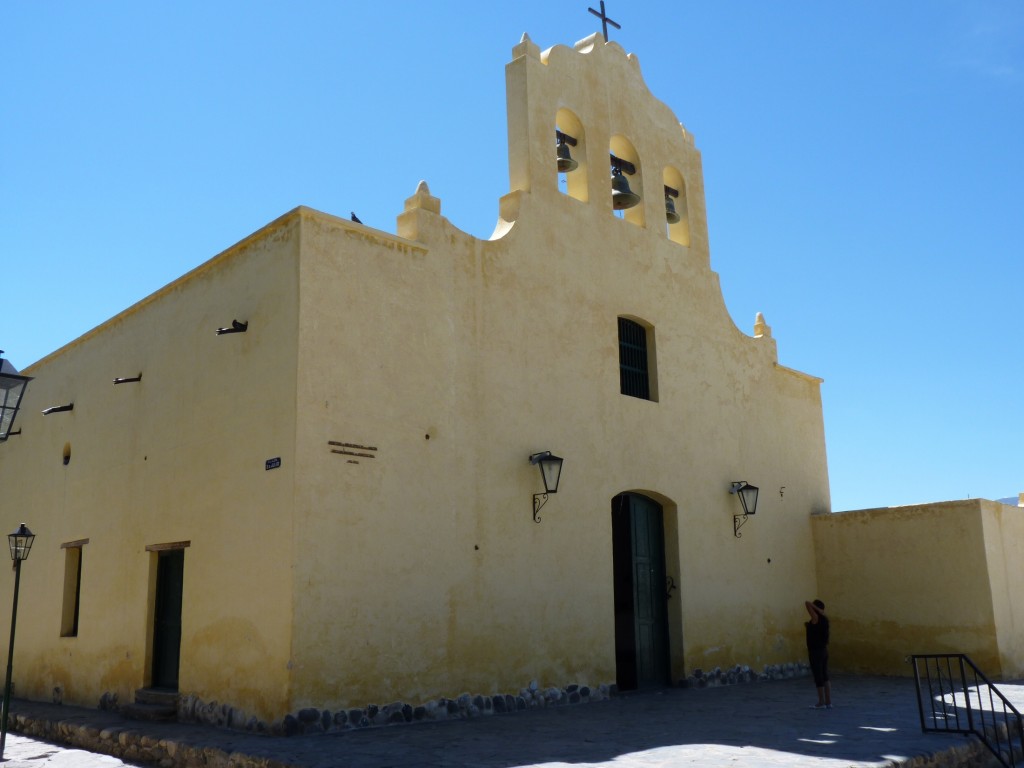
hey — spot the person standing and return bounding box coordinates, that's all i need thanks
[805,599,831,708]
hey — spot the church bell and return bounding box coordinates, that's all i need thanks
[611,169,640,210]
[556,140,578,173]
[664,193,681,224]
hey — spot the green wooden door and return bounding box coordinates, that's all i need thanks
[151,549,184,690]
[612,493,670,690]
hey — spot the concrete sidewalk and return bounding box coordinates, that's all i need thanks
[5,676,1005,767]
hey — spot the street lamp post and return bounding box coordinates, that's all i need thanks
[0,524,35,760]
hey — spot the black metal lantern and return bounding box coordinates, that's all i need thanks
[730,481,759,537]
[0,353,32,442]
[7,524,34,562]
[534,452,563,494]
[529,451,564,523]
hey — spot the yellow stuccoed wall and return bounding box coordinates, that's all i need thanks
[982,502,1024,679]
[0,33,831,722]
[811,499,1024,679]
[0,216,300,721]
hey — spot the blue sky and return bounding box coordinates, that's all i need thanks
[3,1,1021,512]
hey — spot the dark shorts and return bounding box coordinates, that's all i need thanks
[809,647,829,687]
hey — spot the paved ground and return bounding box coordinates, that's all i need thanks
[4,675,1012,767]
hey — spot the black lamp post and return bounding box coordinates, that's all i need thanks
[0,352,33,442]
[0,524,35,760]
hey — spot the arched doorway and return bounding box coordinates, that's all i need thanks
[611,492,671,690]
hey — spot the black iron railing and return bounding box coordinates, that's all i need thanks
[911,654,1024,767]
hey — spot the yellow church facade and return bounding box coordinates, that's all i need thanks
[0,34,832,726]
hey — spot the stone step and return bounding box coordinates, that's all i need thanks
[134,687,178,707]
[122,688,178,722]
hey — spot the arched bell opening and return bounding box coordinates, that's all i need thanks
[609,135,644,227]
[663,166,690,246]
[555,109,588,202]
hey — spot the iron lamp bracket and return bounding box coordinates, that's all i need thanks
[533,493,549,524]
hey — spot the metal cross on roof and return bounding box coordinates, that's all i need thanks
[588,1,621,42]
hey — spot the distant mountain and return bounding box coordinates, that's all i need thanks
[997,496,1020,506]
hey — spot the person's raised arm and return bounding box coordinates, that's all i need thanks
[805,600,821,624]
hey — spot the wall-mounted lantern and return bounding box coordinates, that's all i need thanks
[529,451,564,524]
[0,353,32,442]
[730,481,759,538]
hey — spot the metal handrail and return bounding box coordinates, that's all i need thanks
[911,654,1024,768]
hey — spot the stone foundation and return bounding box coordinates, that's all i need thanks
[679,661,811,689]
[94,660,811,736]
[176,679,614,736]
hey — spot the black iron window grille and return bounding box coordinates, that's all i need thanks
[618,317,651,400]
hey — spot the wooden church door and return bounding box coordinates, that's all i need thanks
[151,548,184,690]
[612,493,670,690]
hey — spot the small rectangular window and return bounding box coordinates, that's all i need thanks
[618,317,651,400]
[61,546,83,637]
